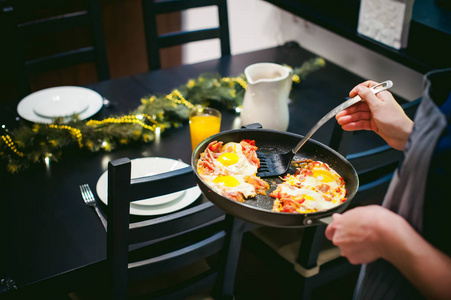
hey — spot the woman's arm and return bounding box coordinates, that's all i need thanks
[383,213,451,300]
[325,205,451,299]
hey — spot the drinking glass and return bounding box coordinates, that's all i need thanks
[189,107,221,151]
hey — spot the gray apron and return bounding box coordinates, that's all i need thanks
[354,69,449,300]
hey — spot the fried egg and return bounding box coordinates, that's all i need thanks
[271,159,347,213]
[203,174,256,199]
[213,142,257,176]
[197,139,268,203]
[299,162,342,191]
[277,184,337,212]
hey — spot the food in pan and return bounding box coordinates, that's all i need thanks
[197,140,347,213]
[197,140,270,202]
[270,159,347,213]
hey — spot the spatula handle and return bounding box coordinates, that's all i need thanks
[292,80,393,155]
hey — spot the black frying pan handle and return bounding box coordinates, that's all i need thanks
[303,216,334,226]
[241,123,263,129]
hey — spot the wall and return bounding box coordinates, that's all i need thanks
[3,0,424,102]
[182,0,424,100]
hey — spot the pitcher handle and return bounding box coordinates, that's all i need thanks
[285,66,293,97]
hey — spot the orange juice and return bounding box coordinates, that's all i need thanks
[189,109,221,151]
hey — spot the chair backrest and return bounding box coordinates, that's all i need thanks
[141,0,231,70]
[107,157,244,299]
[7,0,110,98]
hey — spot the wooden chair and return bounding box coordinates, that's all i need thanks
[106,157,244,300]
[141,0,231,70]
[7,0,110,98]
[243,99,421,299]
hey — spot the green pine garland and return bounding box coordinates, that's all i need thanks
[0,58,326,173]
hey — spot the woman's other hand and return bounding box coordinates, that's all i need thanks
[325,205,403,265]
[325,205,451,299]
[336,80,414,150]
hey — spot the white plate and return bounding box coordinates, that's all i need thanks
[96,157,202,216]
[17,86,103,123]
[97,157,187,206]
[33,93,89,118]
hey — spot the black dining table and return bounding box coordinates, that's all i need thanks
[0,44,394,298]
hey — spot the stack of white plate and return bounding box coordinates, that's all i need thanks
[17,86,104,123]
[96,157,201,216]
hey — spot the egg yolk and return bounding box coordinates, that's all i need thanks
[302,195,315,201]
[217,152,239,166]
[312,169,336,183]
[213,176,240,187]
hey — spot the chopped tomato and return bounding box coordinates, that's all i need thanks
[323,195,332,202]
[251,154,260,168]
[296,198,306,205]
[207,141,221,152]
[240,140,257,152]
[282,205,297,213]
[318,184,330,193]
[270,189,283,199]
[300,169,313,176]
[244,139,255,146]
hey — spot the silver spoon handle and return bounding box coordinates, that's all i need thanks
[292,80,393,154]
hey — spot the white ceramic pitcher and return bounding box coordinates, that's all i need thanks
[240,63,292,131]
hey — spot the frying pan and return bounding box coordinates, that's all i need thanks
[191,126,359,228]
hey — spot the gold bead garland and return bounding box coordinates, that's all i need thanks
[292,74,301,84]
[86,114,160,131]
[1,134,24,157]
[166,89,195,109]
[222,77,247,90]
[48,124,83,148]
[0,58,326,174]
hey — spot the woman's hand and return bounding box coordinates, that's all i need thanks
[325,205,401,265]
[326,205,451,299]
[336,80,414,150]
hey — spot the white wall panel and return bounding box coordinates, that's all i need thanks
[182,0,423,100]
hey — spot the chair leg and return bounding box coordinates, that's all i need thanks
[300,277,313,300]
[212,215,245,299]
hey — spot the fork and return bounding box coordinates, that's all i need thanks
[80,184,107,231]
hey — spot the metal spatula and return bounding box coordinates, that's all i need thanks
[256,80,393,178]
